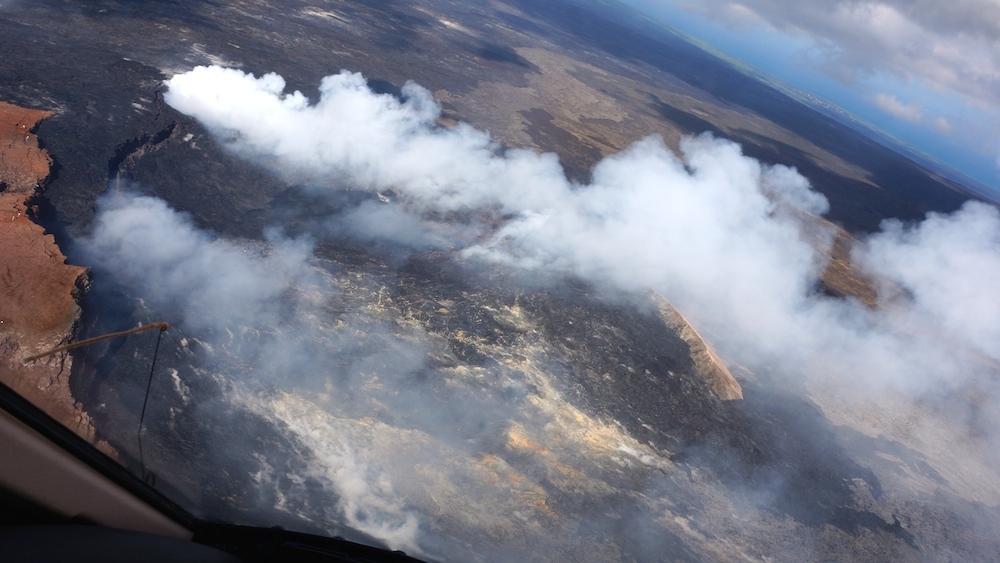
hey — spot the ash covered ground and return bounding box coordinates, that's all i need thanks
[2,0,999,561]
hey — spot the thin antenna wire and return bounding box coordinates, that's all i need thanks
[21,322,169,364]
[138,325,167,485]
[21,321,169,485]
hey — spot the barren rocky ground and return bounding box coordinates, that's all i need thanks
[1,0,998,561]
[0,101,99,445]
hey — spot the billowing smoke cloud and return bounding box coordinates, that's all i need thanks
[80,190,699,558]
[75,65,1000,556]
[164,67,570,216]
[81,193,424,549]
[163,68,827,350]
[862,202,1000,364]
[163,66,1000,395]
[83,194,318,334]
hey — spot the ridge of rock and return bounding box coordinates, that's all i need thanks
[650,292,743,401]
[817,221,882,307]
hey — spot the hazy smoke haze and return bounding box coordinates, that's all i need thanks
[163,65,1000,397]
[75,65,1000,557]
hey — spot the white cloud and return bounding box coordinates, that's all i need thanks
[932,116,955,134]
[651,0,1000,109]
[718,2,769,30]
[873,93,925,123]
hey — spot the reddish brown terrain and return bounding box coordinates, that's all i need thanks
[819,227,888,308]
[0,101,99,444]
[652,293,744,400]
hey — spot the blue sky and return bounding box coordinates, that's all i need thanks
[621,0,1000,197]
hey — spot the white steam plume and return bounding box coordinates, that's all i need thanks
[83,194,317,333]
[81,193,421,550]
[861,202,1000,364]
[164,65,1000,399]
[132,65,1000,556]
